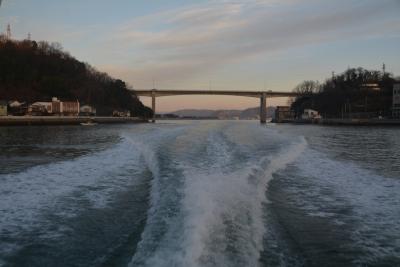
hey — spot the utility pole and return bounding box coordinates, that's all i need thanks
[382,63,386,77]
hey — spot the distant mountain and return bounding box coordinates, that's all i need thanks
[239,107,276,119]
[172,109,217,118]
[167,106,276,119]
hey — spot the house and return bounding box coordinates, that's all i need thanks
[31,102,52,113]
[302,109,321,120]
[62,101,80,116]
[274,106,294,122]
[9,100,24,108]
[29,102,52,115]
[28,102,50,116]
[51,97,62,114]
[0,101,7,116]
[113,110,131,117]
[361,83,381,91]
[80,105,96,116]
[8,101,28,115]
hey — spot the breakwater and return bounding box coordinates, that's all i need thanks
[0,116,147,126]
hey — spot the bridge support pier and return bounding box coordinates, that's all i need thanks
[151,91,156,123]
[260,93,267,124]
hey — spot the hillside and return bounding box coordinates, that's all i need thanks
[291,68,398,118]
[0,38,152,117]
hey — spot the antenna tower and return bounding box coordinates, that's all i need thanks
[382,63,386,75]
[6,23,11,39]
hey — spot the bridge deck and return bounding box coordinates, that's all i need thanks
[133,89,299,98]
[132,89,300,123]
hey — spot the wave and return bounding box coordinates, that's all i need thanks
[0,136,143,245]
[291,147,400,265]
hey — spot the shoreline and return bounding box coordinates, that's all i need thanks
[4,116,399,127]
[0,116,148,126]
[320,118,400,126]
[282,118,400,126]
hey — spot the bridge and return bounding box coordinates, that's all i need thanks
[134,89,299,123]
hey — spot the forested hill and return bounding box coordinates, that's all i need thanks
[0,38,152,117]
[291,68,398,118]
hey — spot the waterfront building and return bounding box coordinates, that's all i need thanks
[33,102,52,113]
[274,106,294,122]
[62,101,80,116]
[361,83,381,91]
[9,100,24,108]
[29,102,52,115]
[0,101,7,116]
[28,98,80,116]
[51,97,62,114]
[29,99,60,115]
[80,105,96,116]
[8,101,28,116]
[113,110,131,117]
[28,103,49,115]
[302,109,321,120]
[393,83,400,118]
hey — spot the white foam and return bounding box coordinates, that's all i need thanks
[131,123,308,267]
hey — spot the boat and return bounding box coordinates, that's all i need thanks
[80,120,97,126]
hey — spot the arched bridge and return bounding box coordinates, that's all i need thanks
[134,89,299,123]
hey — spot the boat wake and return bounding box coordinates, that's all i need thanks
[127,122,307,267]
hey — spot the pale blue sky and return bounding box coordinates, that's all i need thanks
[1,0,399,111]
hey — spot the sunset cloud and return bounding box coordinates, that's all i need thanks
[107,0,400,87]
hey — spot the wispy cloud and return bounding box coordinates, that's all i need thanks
[104,0,400,87]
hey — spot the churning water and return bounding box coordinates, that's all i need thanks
[0,121,399,266]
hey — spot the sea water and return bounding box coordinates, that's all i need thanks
[0,121,399,266]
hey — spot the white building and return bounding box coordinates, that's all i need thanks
[80,105,96,116]
[302,109,321,120]
[393,84,400,118]
[28,97,80,116]
[113,110,131,117]
[9,101,24,108]
[29,102,53,114]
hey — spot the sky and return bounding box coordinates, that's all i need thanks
[1,0,400,112]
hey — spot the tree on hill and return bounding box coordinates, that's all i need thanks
[291,68,397,118]
[0,38,153,117]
